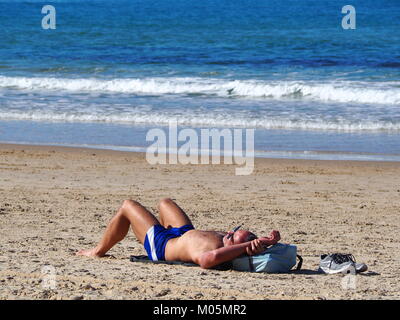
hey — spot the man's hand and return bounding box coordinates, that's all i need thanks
[246,230,281,256]
[258,230,281,246]
[246,238,266,256]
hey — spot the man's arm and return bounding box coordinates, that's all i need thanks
[197,241,253,269]
[197,233,280,269]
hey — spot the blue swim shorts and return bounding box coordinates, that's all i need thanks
[143,224,194,261]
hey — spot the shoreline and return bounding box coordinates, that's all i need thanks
[1,119,400,163]
[1,141,400,163]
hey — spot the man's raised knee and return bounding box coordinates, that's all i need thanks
[122,199,141,210]
[158,198,173,210]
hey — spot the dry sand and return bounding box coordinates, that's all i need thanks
[0,143,399,300]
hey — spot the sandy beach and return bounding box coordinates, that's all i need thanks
[0,143,399,300]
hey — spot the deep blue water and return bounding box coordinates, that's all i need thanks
[0,0,399,159]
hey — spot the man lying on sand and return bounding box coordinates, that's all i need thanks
[77,198,280,269]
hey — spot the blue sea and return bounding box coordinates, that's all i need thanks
[1,0,399,161]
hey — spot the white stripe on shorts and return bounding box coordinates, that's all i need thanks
[146,226,158,261]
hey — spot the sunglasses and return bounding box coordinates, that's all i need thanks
[226,225,242,239]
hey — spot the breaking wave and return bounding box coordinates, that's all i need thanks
[1,76,400,104]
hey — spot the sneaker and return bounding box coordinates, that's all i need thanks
[319,253,364,274]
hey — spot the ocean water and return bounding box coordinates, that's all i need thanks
[0,0,399,160]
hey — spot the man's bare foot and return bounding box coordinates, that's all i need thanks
[76,248,104,257]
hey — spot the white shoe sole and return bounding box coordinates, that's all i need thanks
[319,263,356,274]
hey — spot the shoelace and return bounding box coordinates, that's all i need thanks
[331,253,356,264]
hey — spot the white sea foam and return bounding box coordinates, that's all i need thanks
[1,109,399,132]
[1,76,400,104]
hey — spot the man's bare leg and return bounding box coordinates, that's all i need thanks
[158,198,193,228]
[76,200,160,257]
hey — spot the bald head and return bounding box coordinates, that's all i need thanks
[233,230,257,244]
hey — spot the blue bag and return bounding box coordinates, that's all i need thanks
[231,243,303,273]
